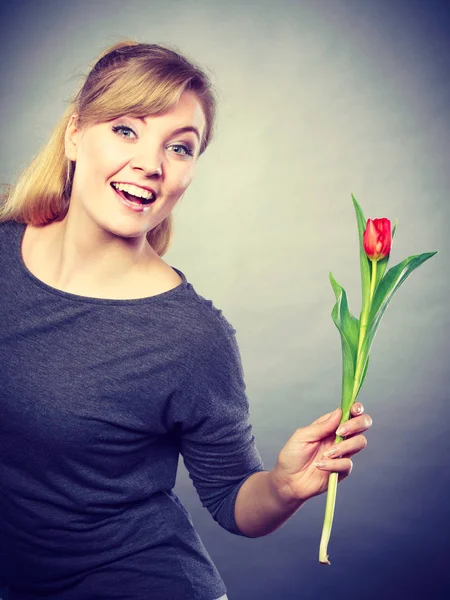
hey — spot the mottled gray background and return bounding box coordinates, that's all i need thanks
[1,0,449,598]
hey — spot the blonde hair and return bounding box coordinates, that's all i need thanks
[0,41,217,256]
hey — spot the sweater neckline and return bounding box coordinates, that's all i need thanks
[13,221,189,305]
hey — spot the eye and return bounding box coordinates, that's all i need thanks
[112,124,137,140]
[168,143,194,157]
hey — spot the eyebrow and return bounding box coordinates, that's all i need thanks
[135,118,201,143]
[171,126,201,142]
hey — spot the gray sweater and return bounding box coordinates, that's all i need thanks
[0,221,265,600]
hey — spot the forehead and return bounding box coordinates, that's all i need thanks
[81,90,207,141]
[141,90,206,133]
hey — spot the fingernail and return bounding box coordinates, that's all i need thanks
[355,405,362,414]
[324,445,339,457]
[314,461,326,468]
[336,426,348,436]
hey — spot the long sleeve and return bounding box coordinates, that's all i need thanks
[169,314,266,535]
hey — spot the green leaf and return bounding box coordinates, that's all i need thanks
[351,194,371,317]
[392,218,398,240]
[360,251,438,362]
[355,355,369,400]
[329,272,360,413]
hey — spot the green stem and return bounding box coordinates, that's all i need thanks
[318,472,338,564]
[353,259,376,397]
[319,258,377,564]
[369,259,377,303]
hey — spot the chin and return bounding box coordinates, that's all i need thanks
[95,217,151,241]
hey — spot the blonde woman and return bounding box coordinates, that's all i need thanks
[0,42,372,600]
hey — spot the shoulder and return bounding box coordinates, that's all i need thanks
[0,219,25,248]
[163,275,239,360]
[0,219,24,232]
[0,219,25,233]
[172,278,236,340]
[178,284,244,378]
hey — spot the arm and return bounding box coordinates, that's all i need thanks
[234,402,372,538]
[234,470,304,538]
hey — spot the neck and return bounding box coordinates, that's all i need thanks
[43,207,158,294]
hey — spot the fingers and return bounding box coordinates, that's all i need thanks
[310,403,370,483]
[322,434,367,459]
[311,408,341,425]
[351,402,364,416]
[336,412,373,438]
[314,457,353,484]
[298,405,372,444]
[314,457,353,476]
[298,408,342,442]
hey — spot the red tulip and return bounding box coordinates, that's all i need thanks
[363,218,392,261]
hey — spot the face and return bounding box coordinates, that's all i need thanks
[64,90,206,244]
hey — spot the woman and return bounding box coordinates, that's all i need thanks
[0,41,372,599]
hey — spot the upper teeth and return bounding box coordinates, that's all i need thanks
[112,182,154,200]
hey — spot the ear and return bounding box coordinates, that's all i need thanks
[64,114,81,161]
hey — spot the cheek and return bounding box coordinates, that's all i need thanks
[177,167,195,190]
[78,150,119,185]
[164,166,195,199]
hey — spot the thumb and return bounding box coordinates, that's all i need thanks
[311,407,341,425]
[299,408,341,443]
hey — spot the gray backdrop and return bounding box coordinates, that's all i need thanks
[1,0,448,598]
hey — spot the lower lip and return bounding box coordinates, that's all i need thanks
[112,186,152,213]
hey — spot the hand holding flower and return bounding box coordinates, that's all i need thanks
[234,401,371,539]
[271,403,372,505]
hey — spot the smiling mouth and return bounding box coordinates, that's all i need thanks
[111,182,156,205]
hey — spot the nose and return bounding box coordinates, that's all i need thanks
[130,146,163,178]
